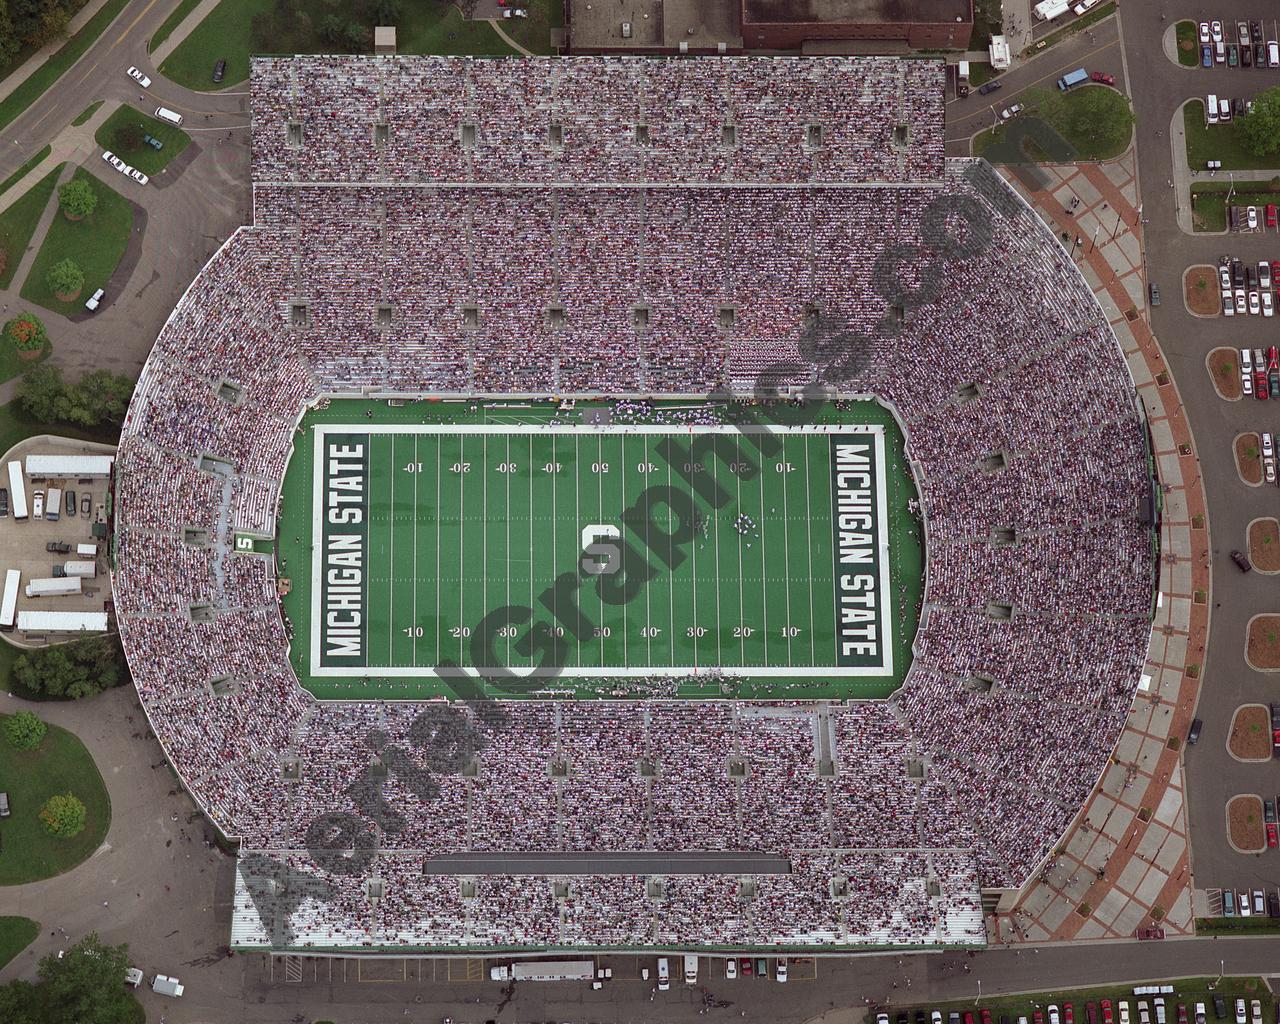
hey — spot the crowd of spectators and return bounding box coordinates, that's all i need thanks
[115,56,1154,949]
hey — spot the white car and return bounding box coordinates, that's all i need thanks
[102,150,127,173]
[128,167,149,185]
[1220,266,1232,290]
[1260,262,1272,290]
[1264,432,1274,459]
[1251,1002,1262,1024]
[1155,998,1167,1024]
[84,287,104,312]
[1138,1002,1151,1024]
[1248,206,1259,230]
[1196,1005,1207,1024]
[1049,1006,1061,1024]
[1243,373,1254,396]
[1235,1000,1247,1024]
[1199,21,1210,44]
[1000,103,1024,121]
[1250,290,1261,315]
[1236,289,1248,315]
[1211,20,1224,43]
[1264,292,1274,317]
[126,65,151,88]
[1224,292,1235,316]
[933,1013,944,1024]
[725,959,736,980]
[775,958,787,983]
[502,7,527,15]
[1266,462,1276,486]
[1120,1003,1131,1024]
[1242,347,1254,373]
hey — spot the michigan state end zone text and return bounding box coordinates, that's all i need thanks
[309,424,892,678]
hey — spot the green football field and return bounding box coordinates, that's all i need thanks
[274,399,923,700]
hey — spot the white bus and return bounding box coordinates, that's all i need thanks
[6,461,26,521]
[0,570,19,631]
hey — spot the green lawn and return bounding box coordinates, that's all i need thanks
[148,0,204,53]
[1183,101,1280,171]
[1175,20,1199,66]
[71,101,102,127]
[498,0,563,55]
[0,916,39,968]
[1197,916,1280,934]
[0,147,52,198]
[398,4,514,56]
[974,85,1134,163]
[0,0,132,133]
[878,979,1274,1024]
[1189,181,1280,232]
[0,714,110,884]
[0,166,63,289]
[20,167,135,317]
[159,0,274,90]
[93,104,192,177]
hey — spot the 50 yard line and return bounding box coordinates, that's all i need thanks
[388,434,396,667]
[412,434,419,666]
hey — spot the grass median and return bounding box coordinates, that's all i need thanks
[20,167,135,317]
[497,0,563,54]
[0,714,110,885]
[0,146,52,199]
[0,916,39,967]
[94,104,192,176]
[1175,21,1199,66]
[148,0,205,54]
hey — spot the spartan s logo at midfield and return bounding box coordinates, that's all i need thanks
[580,524,621,576]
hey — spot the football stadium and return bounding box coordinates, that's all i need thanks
[111,55,1158,954]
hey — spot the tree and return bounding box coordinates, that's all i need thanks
[373,0,402,23]
[6,311,47,352]
[17,362,64,420]
[0,978,41,1024]
[1034,84,1135,160]
[3,709,46,749]
[1239,87,1280,159]
[112,122,143,153]
[56,177,96,220]
[45,256,83,299]
[39,792,86,837]
[14,635,131,698]
[38,933,136,1024]
[0,1,22,69]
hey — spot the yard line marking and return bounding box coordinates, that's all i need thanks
[552,434,558,664]
[435,433,442,669]
[597,433,605,665]
[574,433,581,669]
[621,432,628,668]
[712,454,723,671]
[781,433,793,667]
[759,443,770,667]
[643,437,652,666]
[666,447,675,664]
[505,433,511,668]
[735,434,745,664]
[528,433,534,670]
[690,443,699,672]
[483,433,489,670]
[803,435,816,666]
[389,434,396,666]
[458,434,465,668]
[413,434,419,666]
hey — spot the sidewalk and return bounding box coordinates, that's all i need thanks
[0,101,113,217]
[0,0,115,106]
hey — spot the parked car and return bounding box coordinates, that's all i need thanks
[1196,1004,1207,1024]
[726,959,736,980]
[45,541,71,554]
[1213,998,1226,1020]
[84,287,104,312]
[1149,283,1160,306]
[1202,45,1214,68]
[1229,45,1239,67]
[80,493,90,515]
[775,958,787,983]
[64,489,74,517]
[1090,71,1115,85]
[1249,206,1260,230]
[212,58,227,83]
[739,957,751,976]
[1238,20,1250,46]
[1103,1002,1115,1024]
[1120,1004,1131,1024]
[1199,22,1210,44]
[1000,103,1024,121]
[1211,20,1223,43]
[0,488,7,517]
[1187,717,1203,744]
[978,80,1003,95]
[143,132,163,150]
[1236,999,1247,1024]
[1265,293,1274,317]
[127,167,149,185]
[102,150,127,173]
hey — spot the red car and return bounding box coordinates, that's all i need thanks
[1179,1006,1189,1024]
[740,957,752,976]
[1036,1013,1045,1024]
[1270,346,1280,373]
[1091,71,1116,85]
[1267,822,1278,847]
[1103,1001,1115,1024]
[1268,204,1278,229]
[983,1012,994,1024]
[1066,1006,1076,1024]
[1257,369,1270,399]
[1272,260,1280,280]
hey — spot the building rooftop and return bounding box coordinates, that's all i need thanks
[744,0,970,24]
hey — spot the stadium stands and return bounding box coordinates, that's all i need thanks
[115,55,1154,951]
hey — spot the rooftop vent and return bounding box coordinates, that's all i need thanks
[287,121,302,147]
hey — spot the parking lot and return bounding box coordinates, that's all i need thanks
[1191,18,1280,68]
